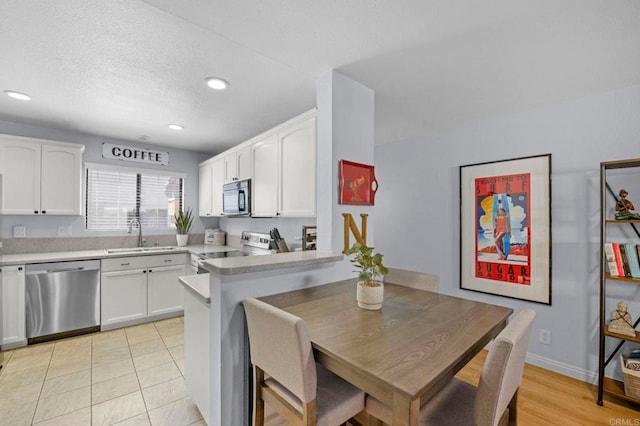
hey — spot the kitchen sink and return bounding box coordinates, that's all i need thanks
[104,246,178,254]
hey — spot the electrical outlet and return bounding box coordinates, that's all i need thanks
[13,225,26,238]
[539,329,551,345]
[57,225,72,237]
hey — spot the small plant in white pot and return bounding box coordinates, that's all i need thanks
[345,242,389,310]
[174,208,193,247]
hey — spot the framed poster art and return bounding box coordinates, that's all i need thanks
[339,160,378,205]
[459,154,552,305]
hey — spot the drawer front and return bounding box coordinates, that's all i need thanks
[102,253,187,272]
[145,253,187,268]
[102,256,149,272]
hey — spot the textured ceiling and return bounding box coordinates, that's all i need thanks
[1,1,639,153]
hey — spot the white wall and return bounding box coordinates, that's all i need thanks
[375,84,640,383]
[0,119,218,239]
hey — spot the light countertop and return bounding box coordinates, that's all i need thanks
[202,250,343,275]
[179,273,211,303]
[0,244,239,266]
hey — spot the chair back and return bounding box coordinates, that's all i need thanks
[474,309,536,426]
[243,298,317,404]
[384,267,439,292]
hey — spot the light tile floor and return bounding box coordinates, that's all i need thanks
[0,317,205,426]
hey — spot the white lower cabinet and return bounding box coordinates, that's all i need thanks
[101,254,187,329]
[101,268,148,327]
[1,265,26,348]
[148,265,185,316]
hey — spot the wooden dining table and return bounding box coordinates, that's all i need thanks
[259,279,513,426]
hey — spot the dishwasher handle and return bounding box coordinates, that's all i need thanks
[25,260,101,276]
[26,266,94,275]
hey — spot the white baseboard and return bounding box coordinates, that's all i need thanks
[526,352,598,385]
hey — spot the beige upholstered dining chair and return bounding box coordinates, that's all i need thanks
[383,267,439,292]
[243,297,365,426]
[366,309,536,426]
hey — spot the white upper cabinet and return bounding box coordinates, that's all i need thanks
[198,109,316,218]
[251,134,279,217]
[0,135,84,215]
[223,146,252,183]
[198,157,225,217]
[279,115,316,217]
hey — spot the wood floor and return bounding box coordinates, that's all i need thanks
[266,349,640,425]
[456,350,640,426]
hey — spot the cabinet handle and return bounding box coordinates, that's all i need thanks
[42,210,46,214]
[143,270,147,273]
[34,210,38,214]
[148,269,153,273]
[164,259,172,262]
[121,262,130,266]
[18,267,23,271]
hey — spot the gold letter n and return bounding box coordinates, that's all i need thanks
[342,213,368,253]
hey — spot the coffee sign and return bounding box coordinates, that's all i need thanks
[102,143,169,166]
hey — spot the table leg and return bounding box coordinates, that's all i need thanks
[392,394,420,426]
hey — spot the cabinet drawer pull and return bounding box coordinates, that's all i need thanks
[148,269,153,273]
[164,259,172,262]
[121,262,130,266]
[34,210,38,214]
[42,210,46,214]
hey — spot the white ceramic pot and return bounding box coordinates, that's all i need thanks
[356,281,384,310]
[176,234,189,247]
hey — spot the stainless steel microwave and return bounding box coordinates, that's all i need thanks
[222,179,251,216]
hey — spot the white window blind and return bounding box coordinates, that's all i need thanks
[86,166,184,231]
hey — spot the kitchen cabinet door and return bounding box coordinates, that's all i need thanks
[41,143,83,215]
[236,146,252,181]
[1,265,26,348]
[279,115,316,217]
[223,146,252,183]
[101,269,147,327]
[198,158,224,217]
[147,264,185,316]
[251,134,279,217]
[223,151,238,183]
[0,135,84,215]
[0,139,41,215]
[198,162,213,216]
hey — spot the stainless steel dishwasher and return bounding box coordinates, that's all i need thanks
[26,260,100,343]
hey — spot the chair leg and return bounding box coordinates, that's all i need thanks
[507,389,518,426]
[253,367,265,426]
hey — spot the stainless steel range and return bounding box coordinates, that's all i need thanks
[191,231,274,274]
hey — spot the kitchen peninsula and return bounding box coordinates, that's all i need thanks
[179,250,344,426]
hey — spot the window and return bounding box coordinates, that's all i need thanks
[86,164,185,231]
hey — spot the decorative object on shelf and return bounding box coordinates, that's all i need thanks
[459,154,552,305]
[339,160,378,205]
[174,207,193,247]
[615,189,640,220]
[609,301,636,337]
[302,225,317,251]
[345,242,388,310]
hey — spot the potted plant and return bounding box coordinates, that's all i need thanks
[174,207,193,246]
[345,242,389,310]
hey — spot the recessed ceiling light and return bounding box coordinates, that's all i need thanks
[168,124,184,130]
[4,90,31,101]
[205,77,229,90]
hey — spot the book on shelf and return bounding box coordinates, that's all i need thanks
[604,243,620,276]
[624,243,640,279]
[619,243,632,277]
[612,242,626,277]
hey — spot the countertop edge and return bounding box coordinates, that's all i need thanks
[0,244,238,266]
[179,274,211,303]
[202,251,343,275]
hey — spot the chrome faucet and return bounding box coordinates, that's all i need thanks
[127,218,143,247]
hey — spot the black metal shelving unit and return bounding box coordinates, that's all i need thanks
[598,158,640,406]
